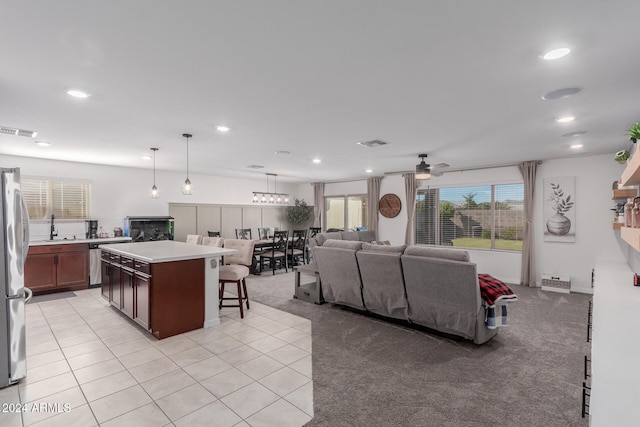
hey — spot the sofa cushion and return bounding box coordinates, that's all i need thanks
[341,231,360,241]
[361,242,407,254]
[357,230,377,242]
[403,246,470,262]
[323,239,363,250]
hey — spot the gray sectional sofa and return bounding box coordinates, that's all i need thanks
[312,239,498,344]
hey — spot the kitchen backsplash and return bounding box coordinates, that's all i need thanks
[29,217,125,242]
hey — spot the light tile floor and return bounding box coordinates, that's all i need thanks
[0,288,313,427]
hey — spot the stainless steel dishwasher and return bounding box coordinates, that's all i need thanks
[89,242,102,287]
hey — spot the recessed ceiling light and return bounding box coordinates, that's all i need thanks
[570,144,583,149]
[555,115,575,123]
[312,158,322,164]
[542,87,581,100]
[540,47,571,60]
[216,125,230,132]
[66,89,90,98]
[35,141,51,147]
[142,155,152,160]
[274,151,290,155]
[365,169,373,173]
[562,131,587,137]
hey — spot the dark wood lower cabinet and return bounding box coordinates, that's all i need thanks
[134,272,150,330]
[121,267,135,319]
[26,243,89,294]
[101,249,204,339]
[149,259,204,339]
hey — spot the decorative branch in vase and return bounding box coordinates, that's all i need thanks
[546,182,574,236]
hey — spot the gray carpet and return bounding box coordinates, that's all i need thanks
[244,271,592,427]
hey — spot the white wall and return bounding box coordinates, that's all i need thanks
[326,154,623,292]
[534,154,627,293]
[6,152,623,292]
[376,167,523,284]
[1,154,310,241]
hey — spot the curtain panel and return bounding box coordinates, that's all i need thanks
[403,173,417,245]
[313,182,325,228]
[518,161,538,287]
[367,177,382,236]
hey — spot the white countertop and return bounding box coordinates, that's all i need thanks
[99,240,236,263]
[30,237,132,246]
[590,260,639,426]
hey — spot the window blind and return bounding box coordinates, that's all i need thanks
[22,178,91,220]
[416,183,524,251]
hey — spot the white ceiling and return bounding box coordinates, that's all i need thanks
[2,1,639,183]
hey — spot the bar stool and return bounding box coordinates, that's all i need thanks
[219,239,255,318]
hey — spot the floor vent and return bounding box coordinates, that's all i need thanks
[541,274,571,293]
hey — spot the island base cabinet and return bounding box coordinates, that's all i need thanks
[100,259,110,300]
[121,268,135,319]
[134,273,150,330]
[149,259,204,339]
[100,250,203,339]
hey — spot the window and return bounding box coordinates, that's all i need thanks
[22,177,91,220]
[416,183,524,251]
[325,194,368,231]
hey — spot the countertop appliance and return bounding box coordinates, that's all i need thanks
[124,216,174,242]
[0,167,31,388]
[85,219,98,239]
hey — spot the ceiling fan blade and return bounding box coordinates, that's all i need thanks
[432,163,449,169]
[431,170,444,177]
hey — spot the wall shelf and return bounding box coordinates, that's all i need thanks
[620,148,640,186]
[613,222,624,230]
[621,226,640,251]
[612,188,638,199]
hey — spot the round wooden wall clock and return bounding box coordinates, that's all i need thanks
[379,193,402,218]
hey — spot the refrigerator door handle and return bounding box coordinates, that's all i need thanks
[19,193,30,263]
[24,287,32,304]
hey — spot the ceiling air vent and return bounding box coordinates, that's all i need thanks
[357,139,388,148]
[247,165,265,169]
[0,126,37,137]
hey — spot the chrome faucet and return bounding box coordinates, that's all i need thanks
[50,214,58,240]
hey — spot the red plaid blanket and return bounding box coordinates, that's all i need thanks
[478,274,518,307]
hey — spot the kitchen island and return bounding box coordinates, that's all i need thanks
[99,241,236,339]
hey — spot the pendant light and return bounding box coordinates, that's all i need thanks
[181,133,192,195]
[252,173,289,204]
[150,147,160,199]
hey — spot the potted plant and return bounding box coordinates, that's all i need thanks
[628,122,640,144]
[546,182,574,235]
[285,198,313,225]
[616,149,631,164]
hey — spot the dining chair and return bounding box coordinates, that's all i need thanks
[309,227,321,238]
[185,234,202,244]
[257,227,270,240]
[208,231,221,237]
[219,239,255,318]
[235,228,252,240]
[201,236,224,247]
[290,229,307,267]
[259,230,289,275]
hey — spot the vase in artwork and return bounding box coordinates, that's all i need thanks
[546,213,571,236]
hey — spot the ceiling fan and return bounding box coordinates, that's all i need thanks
[415,154,449,180]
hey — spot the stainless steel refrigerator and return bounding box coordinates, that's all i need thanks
[0,167,31,388]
